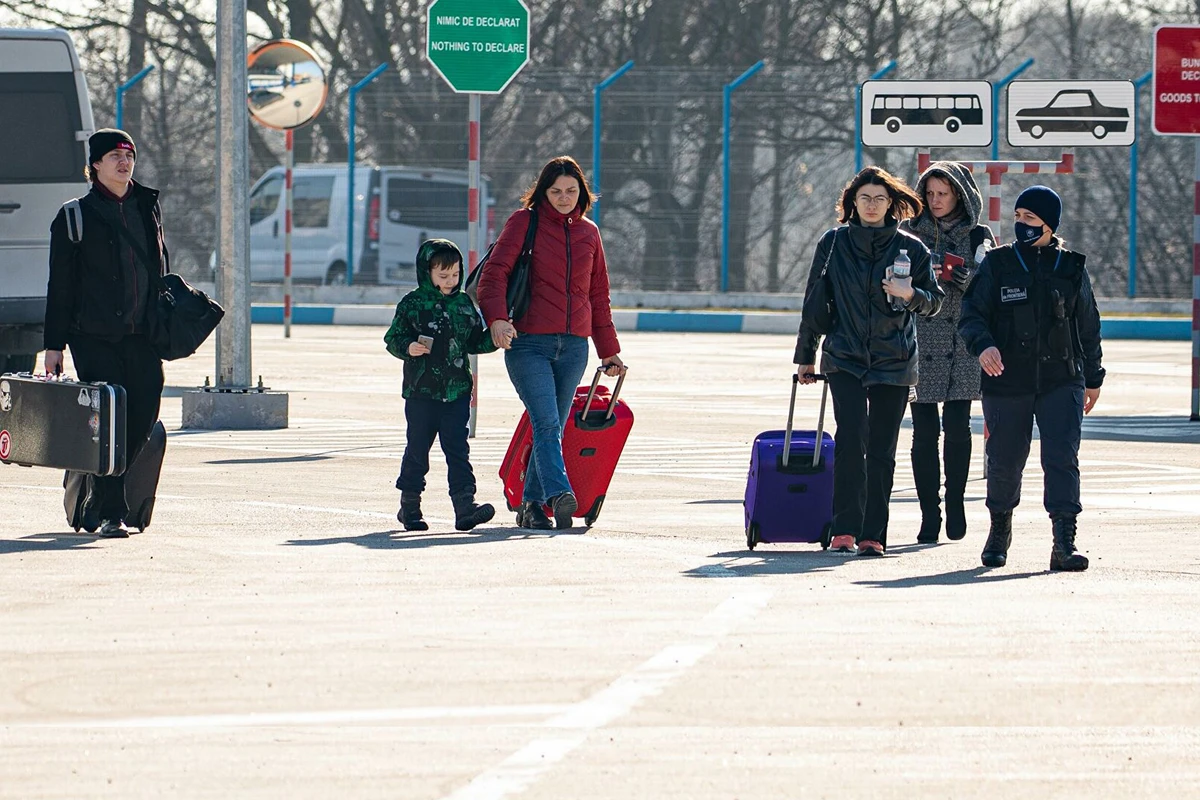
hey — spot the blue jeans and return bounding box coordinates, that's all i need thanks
[505,333,589,503]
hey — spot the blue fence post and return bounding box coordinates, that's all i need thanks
[720,60,765,293]
[991,58,1034,160]
[1130,70,1153,299]
[345,63,389,286]
[854,61,897,172]
[115,65,154,130]
[592,60,634,228]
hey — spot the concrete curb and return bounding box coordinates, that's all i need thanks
[248,304,1191,340]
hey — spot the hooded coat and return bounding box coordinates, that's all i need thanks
[384,240,497,402]
[900,162,996,403]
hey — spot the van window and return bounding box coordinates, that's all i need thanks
[249,175,283,224]
[387,178,467,229]
[294,176,334,228]
[0,73,83,184]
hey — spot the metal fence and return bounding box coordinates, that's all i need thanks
[113,64,1197,299]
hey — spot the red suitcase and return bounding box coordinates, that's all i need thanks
[500,366,633,526]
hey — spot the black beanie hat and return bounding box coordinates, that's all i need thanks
[88,128,136,167]
[1014,185,1062,233]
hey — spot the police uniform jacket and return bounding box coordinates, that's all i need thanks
[44,180,167,352]
[795,220,944,387]
[958,240,1105,396]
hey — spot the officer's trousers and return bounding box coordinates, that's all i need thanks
[981,382,1084,517]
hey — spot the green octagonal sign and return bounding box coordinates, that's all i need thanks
[426,0,530,94]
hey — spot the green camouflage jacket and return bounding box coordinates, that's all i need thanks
[384,242,497,402]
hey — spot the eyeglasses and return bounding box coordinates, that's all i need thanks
[855,194,890,207]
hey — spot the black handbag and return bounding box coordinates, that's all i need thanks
[465,208,538,322]
[801,230,838,335]
[106,216,225,361]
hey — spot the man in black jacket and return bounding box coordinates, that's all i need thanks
[43,129,167,539]
[959,186,1105,572]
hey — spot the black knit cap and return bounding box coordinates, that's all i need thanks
[88,128,136,167]
[1014,185,1062,233]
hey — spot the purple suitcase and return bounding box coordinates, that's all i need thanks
[744,374,834,550]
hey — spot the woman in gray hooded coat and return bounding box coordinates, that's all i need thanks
[900,162,995,544]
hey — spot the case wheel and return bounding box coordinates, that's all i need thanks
[584,495,604,527]
[820,523,832,551]
[746,522,759,551]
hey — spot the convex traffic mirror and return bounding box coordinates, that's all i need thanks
[247,39,328,130]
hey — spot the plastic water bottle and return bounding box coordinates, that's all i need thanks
[890,249,911,311]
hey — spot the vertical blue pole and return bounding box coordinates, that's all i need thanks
[721,60,765,292]
[991,58,1034,160]
[1130,71,1152,299]
[345,63,389,286]
[855,61,897,172]
[115,65,155,129]
[592,60,634,227]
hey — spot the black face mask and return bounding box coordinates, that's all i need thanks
[1015,221,1045,245]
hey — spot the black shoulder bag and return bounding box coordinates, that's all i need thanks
[800,230,838,335]
[465,208,538,322]
[84,199,225,361]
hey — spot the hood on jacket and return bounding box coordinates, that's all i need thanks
[415,237,464,294]
[913,161,984,228]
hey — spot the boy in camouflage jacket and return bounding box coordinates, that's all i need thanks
[385,239,498,531]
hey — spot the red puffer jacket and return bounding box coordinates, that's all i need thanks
[478,200,620,359]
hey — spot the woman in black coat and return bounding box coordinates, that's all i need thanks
[795,166,945,556]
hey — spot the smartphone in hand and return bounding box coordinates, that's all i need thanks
[418,335,434,349]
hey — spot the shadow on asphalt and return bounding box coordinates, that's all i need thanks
[854,566,1045,588]
[205,455,333,465]
[0,535,102,554]
[683,549,850,578]
[283,526,574,549]
[684,499,742,505]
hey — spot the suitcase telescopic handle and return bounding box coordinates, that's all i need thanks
[581,364,628,422]
[783,373,828,469]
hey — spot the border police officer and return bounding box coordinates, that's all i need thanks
[958,186,1105,572]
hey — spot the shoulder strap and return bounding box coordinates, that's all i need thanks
[969,225,989,252]
[63,199,83,244]
[819,229,837,277]
[521,207,538,254]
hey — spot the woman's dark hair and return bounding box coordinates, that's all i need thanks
[837,166,922,224]
[519,155,596,215]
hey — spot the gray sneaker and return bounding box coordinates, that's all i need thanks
[98,519,129,539]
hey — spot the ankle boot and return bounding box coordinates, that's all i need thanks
[1050,514,1089,572]
[981,510,1012,567]
[517,501,553,530]
[912,445,942,543]
[452,492,495,532]
[398,492,428,532]
[943,437,971,541]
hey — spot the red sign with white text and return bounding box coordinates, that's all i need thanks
[1154,25,1200,135]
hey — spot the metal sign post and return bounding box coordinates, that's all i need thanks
[1152,24,1200,420]
[467,92,481,437]
[284,128,294,338]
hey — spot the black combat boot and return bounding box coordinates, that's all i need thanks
[912,446,942,543]
[1049,514,1089,572]
[452,493,495,532]
[943,438,971,541]
[980,510,1012,567]
[517,501,553,530]
[398,492,428,532]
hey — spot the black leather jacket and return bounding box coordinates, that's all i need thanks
[44,181,167,351]
[795,221,944,387]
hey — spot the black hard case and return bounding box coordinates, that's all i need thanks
[0,374,127,476]
[64,420,166,533]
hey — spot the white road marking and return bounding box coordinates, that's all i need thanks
[17,704,571,730]
[441,590,771,800]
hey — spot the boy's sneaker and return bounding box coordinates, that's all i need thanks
[98,519,129,539]
[830,534,856,554]
[857,540,885,557]
[549,492,577,529]
[398,492,429,532]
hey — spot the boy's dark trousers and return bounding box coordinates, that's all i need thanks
[396,396,476,497]
[67,333,164,522]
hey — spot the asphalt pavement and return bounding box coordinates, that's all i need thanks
[3,328,1199,799]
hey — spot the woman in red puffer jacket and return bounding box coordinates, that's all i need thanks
[478,156,625,531]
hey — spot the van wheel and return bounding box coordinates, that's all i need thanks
[0,353,37,374]
[325,262,348,286]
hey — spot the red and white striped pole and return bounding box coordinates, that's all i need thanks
[284,128,294,339]
[467,93,481,438]
[1192,140,1200,421]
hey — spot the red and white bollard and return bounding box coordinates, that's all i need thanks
[1192,140,1200,421]
[284,128,294,339]
[467,93,482,437]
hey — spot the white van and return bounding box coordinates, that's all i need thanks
[245,163,491,285]
[0,29,93,372]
